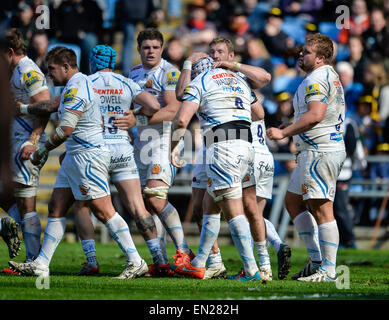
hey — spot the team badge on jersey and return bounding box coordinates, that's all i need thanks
[63,88,78,104]
[166,71,180,87]
[152,164,161,174]
[23,71,40,88]
[306,83,320,98]
[146,79,153,88]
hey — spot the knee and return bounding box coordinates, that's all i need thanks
[145,197,167,214]
[285,193,305,218]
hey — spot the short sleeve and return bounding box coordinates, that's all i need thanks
[163,68,180,91]
[126,77,143,100]
[62,79,91,112]
[182,77,202,105]
[22,69,48,97]
[304,77,329,104]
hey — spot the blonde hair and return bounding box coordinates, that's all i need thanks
[306,33,334,64]
[209,37,235,53]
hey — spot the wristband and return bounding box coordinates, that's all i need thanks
[183,60,192,70]
[233,62,242,72]
[136,115,148,126]
[20,104,29,115]
[19,140,34,152]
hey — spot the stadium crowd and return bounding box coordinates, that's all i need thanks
[1,0,389,253]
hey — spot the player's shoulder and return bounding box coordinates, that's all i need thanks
[18,56,42,73]
[129,64,143,77]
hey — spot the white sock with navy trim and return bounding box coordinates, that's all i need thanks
[318,220,339,277]
[22,212,42,261]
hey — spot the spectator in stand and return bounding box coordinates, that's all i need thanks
[9,1,36,45]
[339,0,370,44]
[162,37,186,70]
[27,31,49,75]
[336,61,363,117]
[219,5,253,62]
[243,0,270,34]
[173,0,216,54]
[347,35,371,84]
[305,22,318,36]
[281,0,324,22]
[362,7,389,62]
[113,0,164,75]
[244,38,273,101]
[259,7,295,65]
[52,0,103,74]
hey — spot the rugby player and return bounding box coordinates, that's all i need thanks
[267,33,346,282]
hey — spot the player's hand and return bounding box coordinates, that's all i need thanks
[187,52,209,64]
[59,152,66,165]
[267,127,285,140]
[15,101,23,116]
[18,141,36,160]
[212,60,234,70]
[171,143,187,168]
[114,110,136,130]
[30,151,42,166]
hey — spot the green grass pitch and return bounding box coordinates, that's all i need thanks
[0,242,388,300]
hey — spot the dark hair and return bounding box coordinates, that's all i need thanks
[306,33,334,64]
[46,46,78,69]
[137,28,164,48]
[0,28,26,55]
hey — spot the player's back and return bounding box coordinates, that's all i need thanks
[11,56,48,142]
[58,72,104,154]
[88,71,142,144]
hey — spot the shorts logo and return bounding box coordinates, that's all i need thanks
[166,70,180,86]
[243,174,250,182]
[330,132,343,141]
[152,164,161,174]
[63,88,78,104]
[306,83,320,98]
[208,178,212,187]
[23,71,40,88]
[302,184,308,195]
[146,79,153,88]
[329,187,335,198]
[79,185,90,195]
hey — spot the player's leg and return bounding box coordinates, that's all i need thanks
[114,178,171,275]
[242,186,272,281]
[74,202,99,275]
[144,179,192,261]
[9,187,74,276]
[0,197,21,259]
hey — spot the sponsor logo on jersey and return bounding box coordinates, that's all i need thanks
[100,105,124,115]
[305,83,320,98]
[152,164,161,174]
[330,132,343,141]
[23,70,40,88]
[211,72,235,79]
[63,88,78,104]
[166,70,180,86]
[79,185,90,195]
[146,79,153,88]
[222,86,244,94]
[93,88,123,95]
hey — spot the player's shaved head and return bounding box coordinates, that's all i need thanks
[46,46,78,69]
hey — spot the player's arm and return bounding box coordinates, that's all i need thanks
[30,108,82,165]
[133,91,160,116]
[267,101,327,140]
[17,95,61,117]
[176,52,208,101]
[251,101,265,121]
[171,100,199,168]
[148,90,181,125]
[212,60,271,89]
[19,89,52,160]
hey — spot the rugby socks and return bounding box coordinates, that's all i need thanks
[146,237,168,265]
[105,213,142,266]
[35,217,66,268]
[318,220,339,277]
[152,214,169,263]
[254,240,271,268]
[22,212,42,261]
[81,239,98,267]
[264,218,283,253]
[8,203,22,225]
[208,251,223,266]
[192,214,220,268]
[228,215,259,276]
[158,202,190,254]
[293,211,322,263]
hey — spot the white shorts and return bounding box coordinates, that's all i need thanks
[107,143,139,182]
[191,146,207,189]
[134,141,176,187]
[11,139,46,187]
[253,149,274,199]
[206,140,255,193]
[287,150,346,201]
[53,148,111,200]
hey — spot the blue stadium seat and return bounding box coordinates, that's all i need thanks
[318,22,340,42]
[281,20,306,45]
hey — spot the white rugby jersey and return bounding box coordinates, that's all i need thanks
[129,59,180,149]
[182,68,255,133]
[58,72,105,154]
[10,56,48,142]
[293,64,346,152]
[251,120,270,154]
[88,71,142,144]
